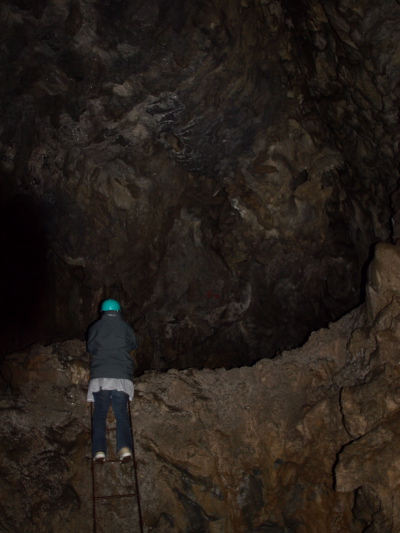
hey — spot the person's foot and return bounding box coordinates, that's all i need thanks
[118,447,132,463]
[93,451,106,463]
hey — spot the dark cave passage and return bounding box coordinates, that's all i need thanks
[0,194,48,353]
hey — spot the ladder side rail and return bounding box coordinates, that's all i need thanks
[129,400,145,533]
[90,402,99,533]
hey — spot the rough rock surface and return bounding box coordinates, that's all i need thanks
[2,243,400,532]
[0,0,399,367]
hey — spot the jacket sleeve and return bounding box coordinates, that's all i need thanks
[86,324,97,354]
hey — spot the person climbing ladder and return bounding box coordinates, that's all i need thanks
[87,298,137,463]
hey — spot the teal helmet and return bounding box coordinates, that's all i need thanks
[101,299,121,312]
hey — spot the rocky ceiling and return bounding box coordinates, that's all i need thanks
[0,0,399,370]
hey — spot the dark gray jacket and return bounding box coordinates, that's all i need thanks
[87,311,137,381]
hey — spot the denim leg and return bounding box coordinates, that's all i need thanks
[92,390,111,456]
[111,390,133,453]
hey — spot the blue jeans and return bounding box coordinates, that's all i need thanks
[92,389,133,456]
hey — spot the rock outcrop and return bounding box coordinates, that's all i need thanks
[2,243,400,532]
[0,0,399,367]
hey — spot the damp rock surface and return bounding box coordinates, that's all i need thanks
[1,244,400,531]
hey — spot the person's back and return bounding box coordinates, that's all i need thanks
[86,299,137,463]
[88,310,136,380]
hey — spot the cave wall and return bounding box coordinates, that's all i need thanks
[2,243,400,532]
[0,0,399,367]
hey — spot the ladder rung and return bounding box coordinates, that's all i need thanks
[93,459,137,465]
[95,493,137,500]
